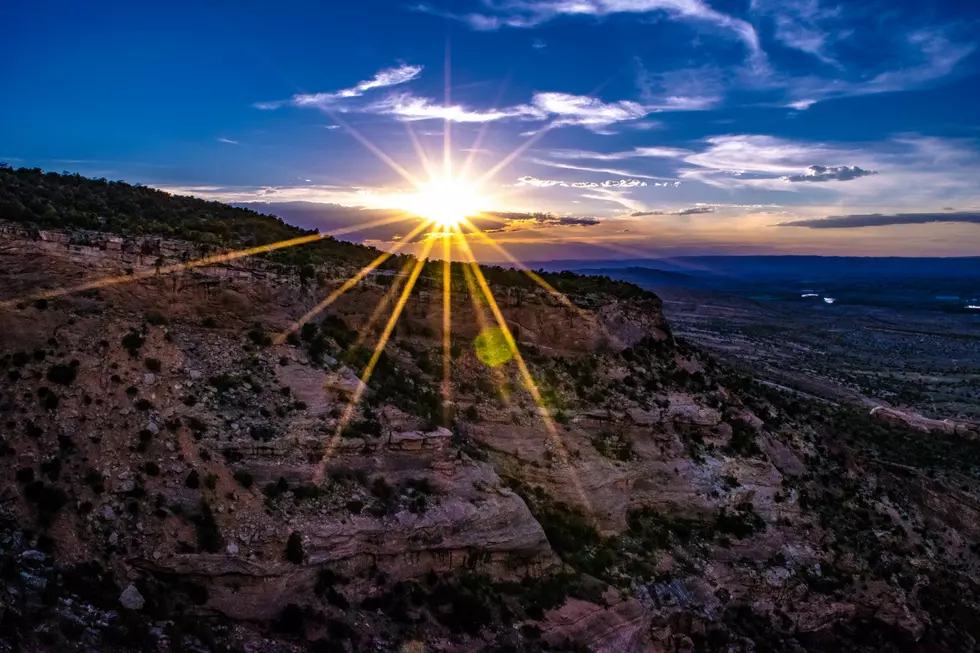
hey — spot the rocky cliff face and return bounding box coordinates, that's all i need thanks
[3,226,980,653]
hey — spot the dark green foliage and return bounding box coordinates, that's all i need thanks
[204,473,218,490]
[143,462,160,476]
[285,531,305,564]
[715,503,766,539]
[46,362,78,385]
[232,470,254,489]
[300,322,318,342]
[121,331,144,356]
[590,429,638,462]
[185,469,200,489]
[726,420,763,457]
[84,469,105,494]
[145,311,168,326]
[144,358,162,372]
[42,391,59,410]
[194,500,222,553]
[208,374,239,394]
[23,480,69,526]
[16,467,35,483]
[263,476,290,499]
[247,323,271,347]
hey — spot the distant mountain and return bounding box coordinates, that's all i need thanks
[538,255,980,282]
[570,266,693,286]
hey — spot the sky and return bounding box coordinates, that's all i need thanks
[2,0,979,260]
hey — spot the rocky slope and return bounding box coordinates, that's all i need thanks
[3,175,980,652]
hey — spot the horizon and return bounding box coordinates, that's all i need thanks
[3,0,980,259]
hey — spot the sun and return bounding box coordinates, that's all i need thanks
[406,179,485,230]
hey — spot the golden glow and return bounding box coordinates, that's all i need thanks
[401,179,486,230]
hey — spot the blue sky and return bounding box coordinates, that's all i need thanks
[2,0,979,259]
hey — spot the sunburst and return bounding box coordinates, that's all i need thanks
[1,53,596,510]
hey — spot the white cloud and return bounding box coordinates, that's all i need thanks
[548,146,692,161]
[531,92,649,129]
[781,28,974,109]
[674,134,980,210]
[517,176,648,188]
[216,137,239,145]
[254,63,423,110]
[366,93,542,123]
[531,158,665,180]
[363,90,656,132]
[417,0,764,62]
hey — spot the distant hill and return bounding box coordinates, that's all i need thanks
[0,164,385,268]
[540,255,980,281]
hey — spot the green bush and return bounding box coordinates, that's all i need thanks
[46,362,78,385]
[285,531,305,564]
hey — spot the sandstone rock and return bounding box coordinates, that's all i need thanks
[119,584,145,610]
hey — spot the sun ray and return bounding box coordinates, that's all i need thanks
[471,124,554,191]
[443,34,452,185]
[404,121,438,183]
[441,232,453,422]
[0,232,324,309]
[325,111,424,189]
[454,227,592,509]
[0,213,420,310]
[461,257,511,408]
[460,221,592,320]
[314,238,437,480]
[458,76,511,183]
[272,219,431,345]
[341,255,419,360]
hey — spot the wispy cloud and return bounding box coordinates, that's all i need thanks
[781,28,974,109]
[363,90,656,132]
[416,0,764,64]
[548,146,692,161]
[530,158,667,180]
[366,93,541,123]
[631,206,715,216]
[517,176,648,188]
[254,63,423,110]
[216,137,240,145]
[778,211,980,229]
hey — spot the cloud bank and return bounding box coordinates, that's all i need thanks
[778,211,980,229]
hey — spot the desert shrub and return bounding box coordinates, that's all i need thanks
[285,531,305,564]
[121,331,144,356]
[247,323,272,347]
[233,470,254,488]
[195,500,222,553]
[143,462,160,476]
[185,470,201,489]
[145,311,168,326]
[46,362,78,385]
[264,476,290,499]
[144,358,162,372]
[715,503,766,539]
[726,420,763,457]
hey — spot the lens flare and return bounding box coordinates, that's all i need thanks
[403,179,485,230]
